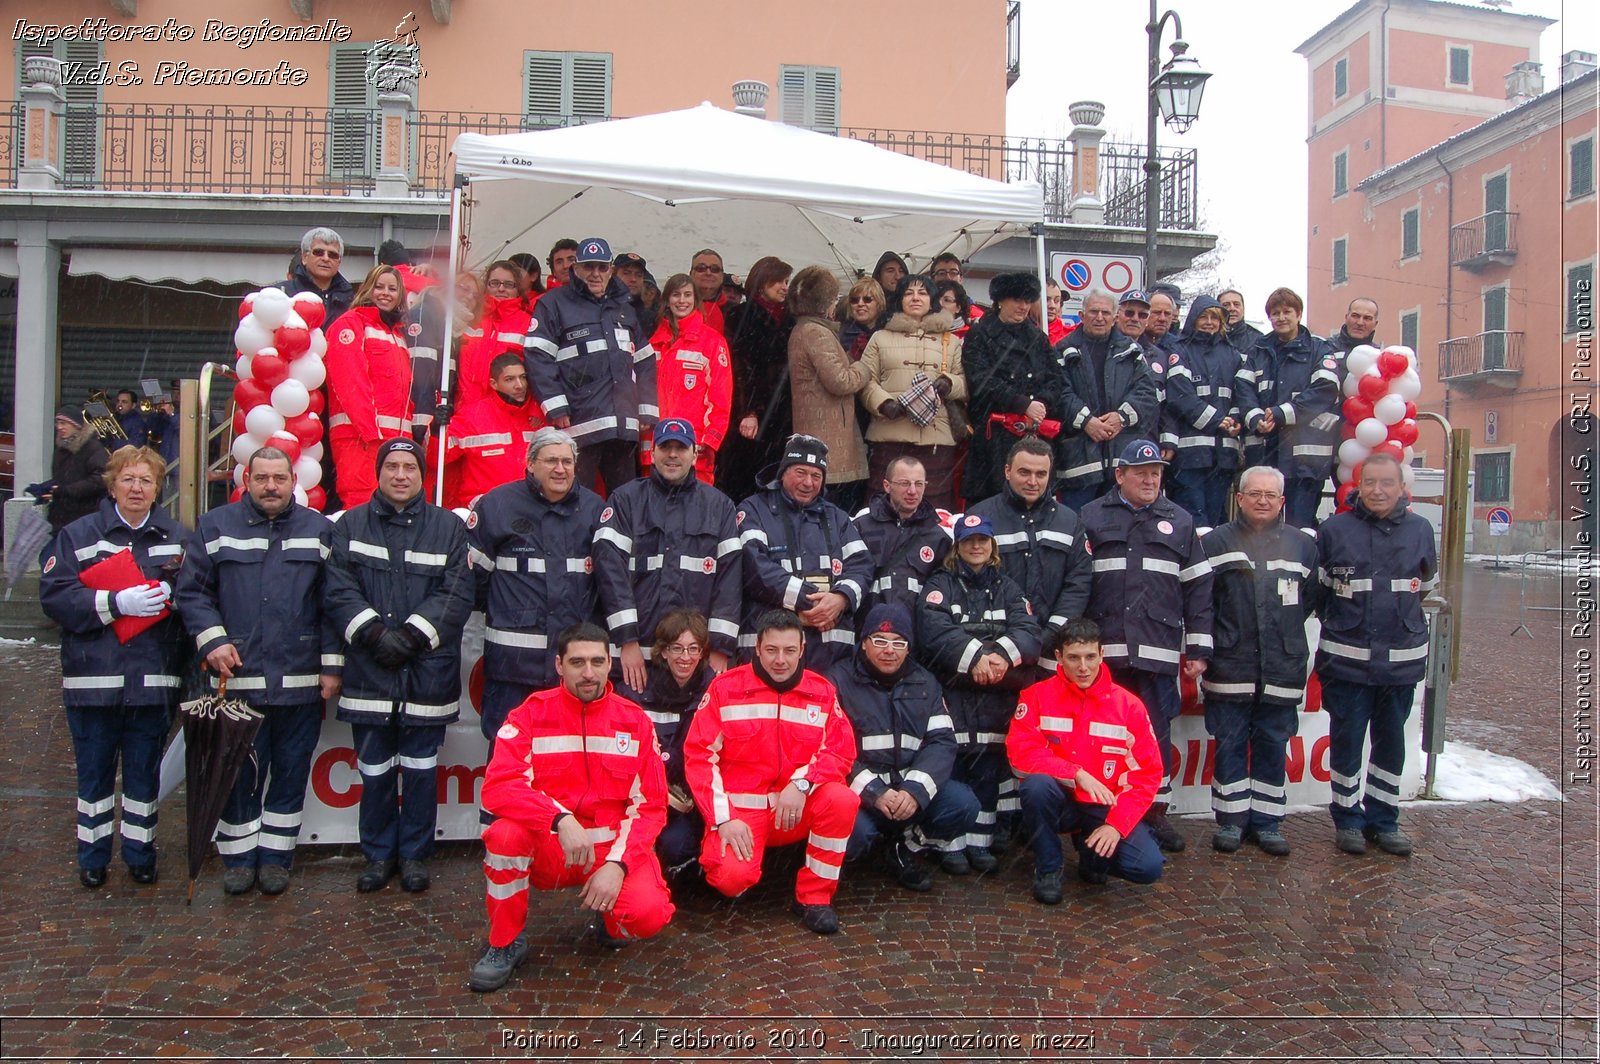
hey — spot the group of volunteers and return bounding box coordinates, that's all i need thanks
[37,227,1436,995]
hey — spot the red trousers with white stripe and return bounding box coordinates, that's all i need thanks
[697,781,855,906]
[481,817,674,948]
[330,437,381,508]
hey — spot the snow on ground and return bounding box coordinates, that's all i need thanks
[1469,550,1597,572]
[1424,741,1563,803]
[0,636,37,647]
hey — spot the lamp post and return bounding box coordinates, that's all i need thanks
[1144,0,1211,286]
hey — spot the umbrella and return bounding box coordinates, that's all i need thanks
[178,681,264,904]
[5,505,53,600]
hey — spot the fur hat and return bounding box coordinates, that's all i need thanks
[786,265,841,318]
[989,272,1041,304]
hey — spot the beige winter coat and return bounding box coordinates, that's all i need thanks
[788,314,870,482]
[859,312,968,446]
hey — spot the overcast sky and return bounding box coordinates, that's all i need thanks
[1005,0,1597,328]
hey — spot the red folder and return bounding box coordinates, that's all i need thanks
[78,548,169,644]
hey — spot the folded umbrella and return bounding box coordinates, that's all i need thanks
[178,680,264,905]
[5,505,54,601]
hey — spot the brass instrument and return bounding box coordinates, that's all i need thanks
[82,391,128,442]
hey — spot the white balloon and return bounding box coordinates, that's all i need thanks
[245,404,285,440]
[1393,370,1422,401]
[1337,462,1354,485]
[1401,463,1416,488]
[250,287,293,329]
[1338,439,1371,466]
[293,485,309,506]
[306,442,325,462]
[234,316,273,358]
[1346,344,1380,377]
[1343,372,1365,398]
[281,309,307,332]
[288,353,325,389]
[294,456,322,491]
[1402,446,1415,464]
[235,354,253,380]
[230,432,266,465]
[1355,417,1389,448]
[308,328,327,358]
[271,379,311,418]
[232,464,245,489]
[1374,393,1407,426]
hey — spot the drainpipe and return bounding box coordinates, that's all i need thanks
[1380,0,1391,167]
[1434,147,1454,420]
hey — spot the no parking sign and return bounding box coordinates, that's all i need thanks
[1049,252,1145,316]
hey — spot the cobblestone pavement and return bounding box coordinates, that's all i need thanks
[0,566,1594,1061]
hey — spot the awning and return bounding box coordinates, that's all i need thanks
[65,248,375,287]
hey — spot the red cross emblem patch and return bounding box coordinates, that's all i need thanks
[919,546,935,563]
[701,557,716,574]
[831,558,842,576]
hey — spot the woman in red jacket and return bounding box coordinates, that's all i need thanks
[454,260,534,409]
[325,266,414,506]
[646,274,732,484]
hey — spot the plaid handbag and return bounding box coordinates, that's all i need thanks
[899,371,941,427]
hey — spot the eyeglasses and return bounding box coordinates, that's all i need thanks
[662,643,704,658]
[691,264,723,274]
[308,248,341,259]
[849,296,877,306]
[1239,491,1282,501]
[116,475,157,488]
[1121,309,1150,320]
[535,456,575,468]
[1082,308,1114,317]
[867,635,910,650]
[887,479,926,490]
[485,279,518,291]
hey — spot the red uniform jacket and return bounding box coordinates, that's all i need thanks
[455,296,533,409]
[1008,664,1161,838]
[645,312,733,454]
[324,306,413,444]
[441,393,546,509]
[480,683,667,869]
[682,664,856,827]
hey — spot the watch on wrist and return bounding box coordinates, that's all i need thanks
[792,778,813,795]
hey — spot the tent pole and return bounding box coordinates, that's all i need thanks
[434,176,465,507]
[1033,222,1049,312]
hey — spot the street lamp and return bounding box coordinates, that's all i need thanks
[1145,1,1211,286]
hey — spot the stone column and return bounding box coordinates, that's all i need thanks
[1066,100,1106,225]
[376,89,414,198]
[6,220,61,573]
[18,56,65,191]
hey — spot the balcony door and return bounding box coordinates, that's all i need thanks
[1484,173,1508,252]
[1482,286,1507,369]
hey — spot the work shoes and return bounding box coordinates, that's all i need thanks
[884,842,933,892]
[964,846,999,874]
[79,867,107,890]
[938,850,972,876]
[468,934,528,993]
[1032,870,1064,906]
[791,901,840,935]
[1147,812,1186,853]
[222,866,257,895]
[399,859,430,892]
[1211,825,1244,853]
[1366,828,1414,856]
[1254,829,1292,857]
[1335,828,1367,855]
[1076,861,1109,885]
[257,864,290,895]
[356,859,397,892]
[128,863,158,885]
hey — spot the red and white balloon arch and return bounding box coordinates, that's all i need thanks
[1335,344,1421,513]
[229,287,330,510]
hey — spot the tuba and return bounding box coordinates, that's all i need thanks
[82,391,129,442]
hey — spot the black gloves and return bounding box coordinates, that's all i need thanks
[878,399,905,419]
[932,376,953,398]
[372,625,426,669]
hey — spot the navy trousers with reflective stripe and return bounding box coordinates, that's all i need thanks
[1168,468,1235,529]
[1320,677,1415,834]
[216,701,322,869]
[350,720,446,863]
[845,780,980,863]
[66,702,173,871]
[1018,773,1163,883]
[1110,666,1180,804]
[1284,477,1325,530]
[1204,698,1297,831]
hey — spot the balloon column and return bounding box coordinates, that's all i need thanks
[229,288,330,510]
[1335,344,1421,514]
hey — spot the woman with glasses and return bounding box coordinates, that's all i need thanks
[40,447,193,889]
[839,278,885,362]
[324,265,414,506]
[619,609,716,874]
[858,275,967,511]
[1162,296,1249,526]
[935,281,975,340]
[454,260,533,410]
[717,256,795,500]
[646,274,732,484]
[917,514,1042,876]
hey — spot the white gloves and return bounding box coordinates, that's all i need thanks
[115,584,168,618]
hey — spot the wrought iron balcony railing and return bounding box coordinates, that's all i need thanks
[1006,2,1022,87]
[1438,330,1525,382]
[2,102,1202,231]
[1450,211,1518,270]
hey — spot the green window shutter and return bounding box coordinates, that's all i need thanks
[778,65,840,133]
[1572,138,1595,199]
[328,43,375,177]
[568,53,612,123]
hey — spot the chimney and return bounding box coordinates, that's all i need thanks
[1504,61,1543,106]
[731,80,769,117]
[1560,50,1597,85]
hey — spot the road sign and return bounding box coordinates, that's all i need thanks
[1048,253,1145,316]
[1487,507,1512,537]
[1485,409,1499,444]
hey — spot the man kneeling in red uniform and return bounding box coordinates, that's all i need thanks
[1009,619,1165,905]
[470,623,674,992]
[683,609,858,934]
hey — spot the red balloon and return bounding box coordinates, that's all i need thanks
[1343,396,1375,424]
[252,352,289,389]
[233,378,269,411]
[1371,441,1405,463]
[229,485,245,503]
[1341,421,1357,440]
[274,323,311,359]
[1335,503,1352,515]
[237,298,255,321]
[1390,419,1420,447]
[306,486,327,512]
[307,389,325,416]
[1404,401,1418,420]
[1377,351,1409,379]
[1335,482,1357,508]
[1357,374,1389,402]
[291,295,326,331]
[231,405,246,436]
[285,411,323,447]
[268,430,303,465]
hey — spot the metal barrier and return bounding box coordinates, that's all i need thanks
[1414,413,1470,798]
[194,363,238,521]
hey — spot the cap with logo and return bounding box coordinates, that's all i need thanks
[654,418,696,448]
[778,434,829,475]
[953,512,996,542]
[575,238,613,264]
[1115,439,1168,467]
[1118,289,1151,307]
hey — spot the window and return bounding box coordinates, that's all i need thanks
[1483,285,1507,368]
[1474,452,1511,503]
[523,51,612,127]
[1400,310,1419,353]
[1333,151,1348,197]
[17,39,102,184]
[778,65,840,134]
[1332,238,1348,285]
[1484,172,1509,251]
[1334,57,1349,99]
[1573,137,1596,200]
[328,44,377,178]
[1401,207,1420,259]
[1449,45,1471,86]
[1570,263,1595,334]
